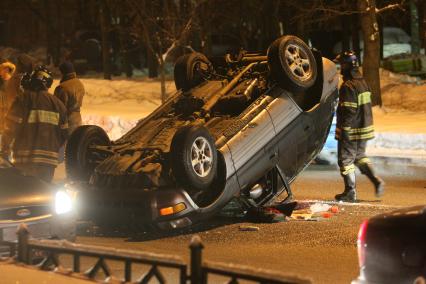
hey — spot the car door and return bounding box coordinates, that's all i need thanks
[265,88,305,180]
[225,97,276,190]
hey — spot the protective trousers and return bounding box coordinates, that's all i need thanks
[338,140,370,176]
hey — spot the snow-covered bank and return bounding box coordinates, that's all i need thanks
[380,69,426,113]
[52,78,173,119]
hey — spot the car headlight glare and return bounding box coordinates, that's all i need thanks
[55,191,73,214]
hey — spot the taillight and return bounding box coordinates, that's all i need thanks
[357,220,369,267]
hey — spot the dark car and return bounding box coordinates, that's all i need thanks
[65,35,339,229]
[353,206,426,284]
[0,158,76,255]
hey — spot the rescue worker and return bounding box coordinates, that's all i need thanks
[334,51,384,202]
[54,61,85,134]
[1,66,68,183]
[0,59,16,149]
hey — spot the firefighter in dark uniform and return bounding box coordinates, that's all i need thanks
[54,61,85,134]
[1,66,68,183]
[334,51,384,202]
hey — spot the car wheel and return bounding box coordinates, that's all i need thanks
[170,125,218,193]
[267,35,317,92]
[174,52,212,91]
[65,125,110,182]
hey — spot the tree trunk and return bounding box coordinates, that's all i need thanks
[100,0,111,80]
[43,0,53,65]
[379,17,384,60]
[352,14,361,64]
[147,47,158,78]
[296,17,307,43]
[410,0,421,54]
[54,0,62,66]
[342,15,351,52]
[358,0,382,106]
[420,0,426,50]
[159,59,166,103]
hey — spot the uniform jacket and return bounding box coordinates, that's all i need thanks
[335,69,374,141]
[2,90,68,166]
[54,72,84,132]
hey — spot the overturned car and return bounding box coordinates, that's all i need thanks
[66,36,339,229]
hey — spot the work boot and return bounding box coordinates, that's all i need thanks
[358,163,385,197]
[335,172,357,202]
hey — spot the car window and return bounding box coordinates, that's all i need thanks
[0,157,13,169]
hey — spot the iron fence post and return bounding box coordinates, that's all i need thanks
[17,223,29,264]
[190,235,204,284]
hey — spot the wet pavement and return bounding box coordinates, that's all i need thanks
[69,163,426,283]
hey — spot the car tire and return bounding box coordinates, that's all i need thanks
[170,125,217,192]
[267,35,317,92]
[174,52,212,91]
[65,125,110,182]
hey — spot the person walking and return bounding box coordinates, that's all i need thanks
[333,51,384,202]
[54,61,85,134]
[1,66,68,183]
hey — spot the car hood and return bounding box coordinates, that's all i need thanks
[0,167,54,209]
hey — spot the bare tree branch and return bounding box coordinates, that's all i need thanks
[376,0,406,14]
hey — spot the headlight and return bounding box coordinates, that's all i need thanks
[55,191,73,214]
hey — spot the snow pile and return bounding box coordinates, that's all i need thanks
[82,114,139,141]
[370,132,426,150]
[380,69,426,112]
[366,108,426,160]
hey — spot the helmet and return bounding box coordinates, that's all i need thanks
[333,51,359,70]
[20,72,31,90]
[29,65,53,90]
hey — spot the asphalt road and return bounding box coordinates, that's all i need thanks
[73,163,426,284]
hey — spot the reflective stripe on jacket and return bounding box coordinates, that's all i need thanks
[335,70,374,141]
[2,90,68,166]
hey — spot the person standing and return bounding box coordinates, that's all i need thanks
[1,66,68,183]
[333,51,384,202]
[54,61,85,134]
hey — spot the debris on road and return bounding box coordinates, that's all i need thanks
[272,201,298,216]
[310,203,331,213]
[239,225,260,232]
[243,201,341,223]
[290,209,313,220]
[289,202,340,221]
[245,207,286,223]
[244,201,297,223]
